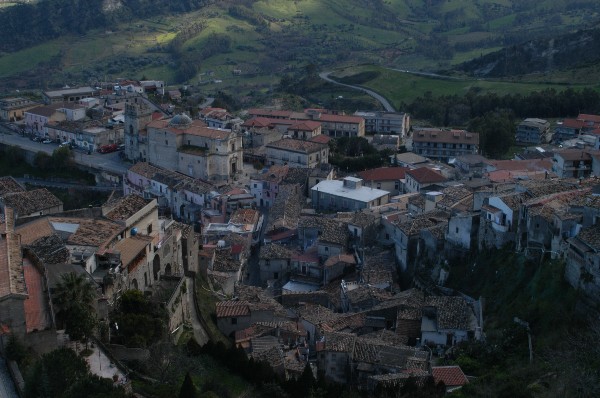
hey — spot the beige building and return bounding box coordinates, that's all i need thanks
[0,97,39,121]
[266,138,329,168]
[135,113,244,183]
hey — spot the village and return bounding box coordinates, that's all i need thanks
[2,81,600,395]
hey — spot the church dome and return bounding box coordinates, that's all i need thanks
[168,113,193,128]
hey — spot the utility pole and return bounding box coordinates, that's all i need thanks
[514,317,533,364]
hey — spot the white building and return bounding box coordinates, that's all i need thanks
[311,177,390,211]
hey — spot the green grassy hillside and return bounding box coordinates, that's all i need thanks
[0,0,599,92]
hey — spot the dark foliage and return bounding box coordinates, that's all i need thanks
[0,0,214,53]
[111,289,168,348]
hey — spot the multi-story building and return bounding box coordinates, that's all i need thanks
[42,86,97,104]
[24,105,66,136]
[311,177,390,211]
[354,111,410,136]
[124,162,216,222]
[552,149,594,179]
[266,138,328,168]
[136,113,243,183]
[0,97,39,121]
[515,118,550,145]
[412,129,479,162]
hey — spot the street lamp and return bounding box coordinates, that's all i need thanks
[514,317,533,364]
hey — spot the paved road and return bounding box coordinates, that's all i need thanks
[186,275,210,345]
[319,71,396,112]
[385,67,461,80]
[0,130,128,176]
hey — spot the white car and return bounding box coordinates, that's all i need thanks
[42,139,52,144]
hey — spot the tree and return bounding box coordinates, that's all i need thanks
[111,289,167,347]
[468,110,516,159]
[179,372,200,398]
[25,348,89,398]
[52,272,97,342]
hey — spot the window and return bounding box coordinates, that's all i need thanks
[231,318,237,325]
[456,227,459,233]
[377,183,381,189]
[273,272,279,279]
[165,140,168,145]
[147,223,153,234]
[385,233,390,240]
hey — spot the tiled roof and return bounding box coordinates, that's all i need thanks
[0,220,26,298]
[0,176,25,196]
[485,158,553,172]
[26,234,70,264]
[318,113,363,124]
[266,184,304,232]
[395,211,449,236]
[432,366,469,387]
[282,167,311,185]
[216,300,251,318]
[575,224,600,252]
[212,249,242,272]
[1,188,62,216]
[230,208,260,225]
[104,194,151,222]
[112,235,152,268]
[309,134,332,144]
[424,296,471,330]
[49,216,123,247]
[358,167,408,182]
[128,162,213,194]
[554,149,594,161]
[318,331,356,352]
[288,120,321,131]
[413,129,479,145]
[324,253,356,268]
[147,119,232,139]
[267,138,325,153]
[297,303,340,326]
[16,218,54,245]
[23,258,52,332]
[259,243,294,260]
[406,167,447,184]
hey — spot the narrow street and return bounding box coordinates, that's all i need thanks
[245,206,269,287]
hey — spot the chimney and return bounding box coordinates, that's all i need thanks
[4,207,15,233]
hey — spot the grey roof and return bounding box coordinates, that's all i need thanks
[424,296,471,330]
[575,224,600,252]
[1,188,62,216]
[260,243,294,260]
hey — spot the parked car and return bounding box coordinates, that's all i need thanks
[98,143,118,154]
[42,139,52,144]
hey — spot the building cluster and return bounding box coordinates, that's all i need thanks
[8,83,600,393]
[0,176,198,355]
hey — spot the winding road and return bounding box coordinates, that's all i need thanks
[319,71,396,112]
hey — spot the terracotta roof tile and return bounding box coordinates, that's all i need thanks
[216,301,251,318]
[432,366,469,387]
[1,188,62,216]
[406,167,447,184]
[358,167,409,182]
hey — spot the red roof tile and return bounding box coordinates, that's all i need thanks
[358,167,409,181]
[577,113,600,123]
[432,366,469,387]
[406,167,447,184]
[288,120,321,131]
[309,134,332,144]
[216,301,251,318]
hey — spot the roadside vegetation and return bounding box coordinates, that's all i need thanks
[0,144,96,184]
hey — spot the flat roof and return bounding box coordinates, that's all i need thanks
[312,180,390,203]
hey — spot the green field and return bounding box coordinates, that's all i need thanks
[330,65,597,107]
[0,0,598,93]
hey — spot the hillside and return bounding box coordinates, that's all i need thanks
[0,0,599,90]
[456,26,600,77]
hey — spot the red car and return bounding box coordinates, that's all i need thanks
[98,144,118,154]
